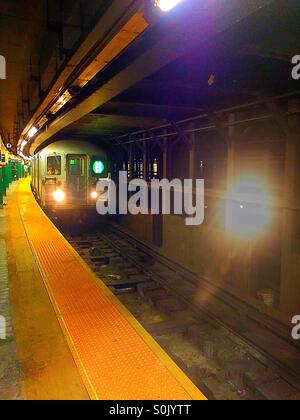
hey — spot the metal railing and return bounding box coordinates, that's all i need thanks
[0,161,26,208]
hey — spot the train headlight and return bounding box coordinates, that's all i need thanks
[53,189,65,202]
[91,191,98,200]
[154,0,184,12]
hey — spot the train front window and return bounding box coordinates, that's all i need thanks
[47,156,61,175]
[68,157,84,176]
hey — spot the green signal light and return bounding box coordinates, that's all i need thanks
[93,160,105,175]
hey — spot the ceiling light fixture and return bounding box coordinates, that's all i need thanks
[28,126,38,138]
[154,0,184,12]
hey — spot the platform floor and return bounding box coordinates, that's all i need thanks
[3,182,89,400]
[2,179,206,400]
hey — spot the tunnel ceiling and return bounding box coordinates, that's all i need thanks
[1,0,300,154]
[0,0,113,151]
[0,0,47,145]
[57,0,300,145]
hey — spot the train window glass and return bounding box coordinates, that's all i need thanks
[69,157,83,176]
[47,156,61,176]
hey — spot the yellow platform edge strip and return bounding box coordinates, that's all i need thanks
[17,179,206,401]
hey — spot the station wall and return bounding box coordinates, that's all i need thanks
[114,100,300,323]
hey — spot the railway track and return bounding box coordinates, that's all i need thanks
[59,221,300,400]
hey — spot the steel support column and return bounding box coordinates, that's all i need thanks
[280,99,300,316]
[188,123,195,180]
[162,129,168,179]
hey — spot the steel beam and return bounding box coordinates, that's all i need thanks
[261,95,288,136]
[170,121,192,150]
[30,0,277,154]
[201,109,229,142]
[20,0,138,148]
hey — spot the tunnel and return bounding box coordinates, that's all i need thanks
[0,0,300,402]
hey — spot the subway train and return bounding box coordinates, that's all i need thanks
[31,140,109,212]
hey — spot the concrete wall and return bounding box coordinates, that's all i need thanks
[118,213,153,244]
[114,103,300,322]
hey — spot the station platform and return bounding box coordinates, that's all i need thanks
[1,178,206,400]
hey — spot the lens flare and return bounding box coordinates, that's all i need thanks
[228,177,272,238]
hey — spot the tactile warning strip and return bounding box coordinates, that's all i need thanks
[17,179,206,400]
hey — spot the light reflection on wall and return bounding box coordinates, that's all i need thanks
[226,177,272,238]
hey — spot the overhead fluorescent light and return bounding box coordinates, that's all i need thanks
[49,90,72,115]
[20,139,28,151]
[28,126,38,138]
[154,0,184,12]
